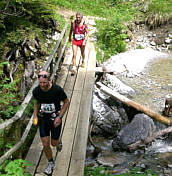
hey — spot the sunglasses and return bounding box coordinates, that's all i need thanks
[38,74,48,78]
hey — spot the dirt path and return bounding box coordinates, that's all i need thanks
[58,8,76,22]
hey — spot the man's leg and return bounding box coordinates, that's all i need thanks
[41,136,55,175]
[41,136,53,160]
[51,138,59,147]
[71,44,78,75]
[72,44,78,67]
[51,138,62,151]
[80,45,86,68]
[51,123,62,151]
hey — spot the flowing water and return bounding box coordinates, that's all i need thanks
[86,56,172,175]
[118,56,172,114]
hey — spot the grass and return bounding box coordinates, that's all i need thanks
[53,0,172,62]
[84,166,160,176]
[52,0,112,17]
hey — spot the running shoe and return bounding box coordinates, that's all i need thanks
[44,160,55,175]
[71,66,76,75]
[81,61,85,68]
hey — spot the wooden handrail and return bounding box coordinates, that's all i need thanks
[0,115,34,164]
[42,23,68,71]
[50,36,68,80]
[0,23,68,164]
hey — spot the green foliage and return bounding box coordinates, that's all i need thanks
[0,159,32,176]
[136,44,144,49]
[147,0,172,15]
[144,0,172,28]
[95,4,135,60]
[52,0,112,16]
[0,0,65,53]
[168,46,172,51]
[96,17,127,59]
[116,167,159,176]
[84,166,160,176]
[0,63,21,119]
[24,100,34,116]
[53,0,136,62]
[85,166,112,176]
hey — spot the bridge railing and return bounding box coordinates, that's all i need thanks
[0,23,68,165]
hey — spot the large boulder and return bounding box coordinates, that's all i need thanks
[112,113,156,151]
[92,87,129,136]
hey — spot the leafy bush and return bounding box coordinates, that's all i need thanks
[0,62,21,119]
[85,166,112,176]
[0,159,31,176]
[95,4,135,61]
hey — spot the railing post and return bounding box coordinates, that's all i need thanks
[13,120,22,159]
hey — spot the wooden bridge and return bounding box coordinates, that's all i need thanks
[0,23,96,176]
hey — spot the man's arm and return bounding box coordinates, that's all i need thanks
[54,98,70,127]
[83,24,89,45]
[59,98,70,117]
[69,21,73,42]
[33,99,40,125]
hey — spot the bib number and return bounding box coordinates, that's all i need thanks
[41,103,55,113]
[75,34,85,41]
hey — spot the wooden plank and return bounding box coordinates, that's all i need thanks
[68,91,92,176]
[68,41,96,176]
[52,44,90,175]
[53,90,82,176]
[56,47,73,87]
[84,42,96,91]
[73,64,87,91]
[25,130,43,175]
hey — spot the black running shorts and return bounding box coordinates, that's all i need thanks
[38,116,62,140]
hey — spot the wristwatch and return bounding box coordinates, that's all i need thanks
[59,114,63,120]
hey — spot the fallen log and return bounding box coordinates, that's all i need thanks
[128,126,172,151]
[95,66,128,75]
[96,82,171,126]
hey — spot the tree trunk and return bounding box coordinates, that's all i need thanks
[96,82,171,125]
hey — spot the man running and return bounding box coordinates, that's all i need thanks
[69,12,89,75]
[32,71,69,175]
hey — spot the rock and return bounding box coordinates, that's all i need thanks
[154,38,164,45]
[150,41,156,46]
[165,38,172,44]
[112,113,156,151]
[103,48,169,78]
[92,88,129,136]
[103,74,135,96]
[97,151,125,167]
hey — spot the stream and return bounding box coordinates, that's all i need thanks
[86,55,172,175]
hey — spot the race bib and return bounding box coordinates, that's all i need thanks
[41,103,56,113]
[75,34,85,41]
